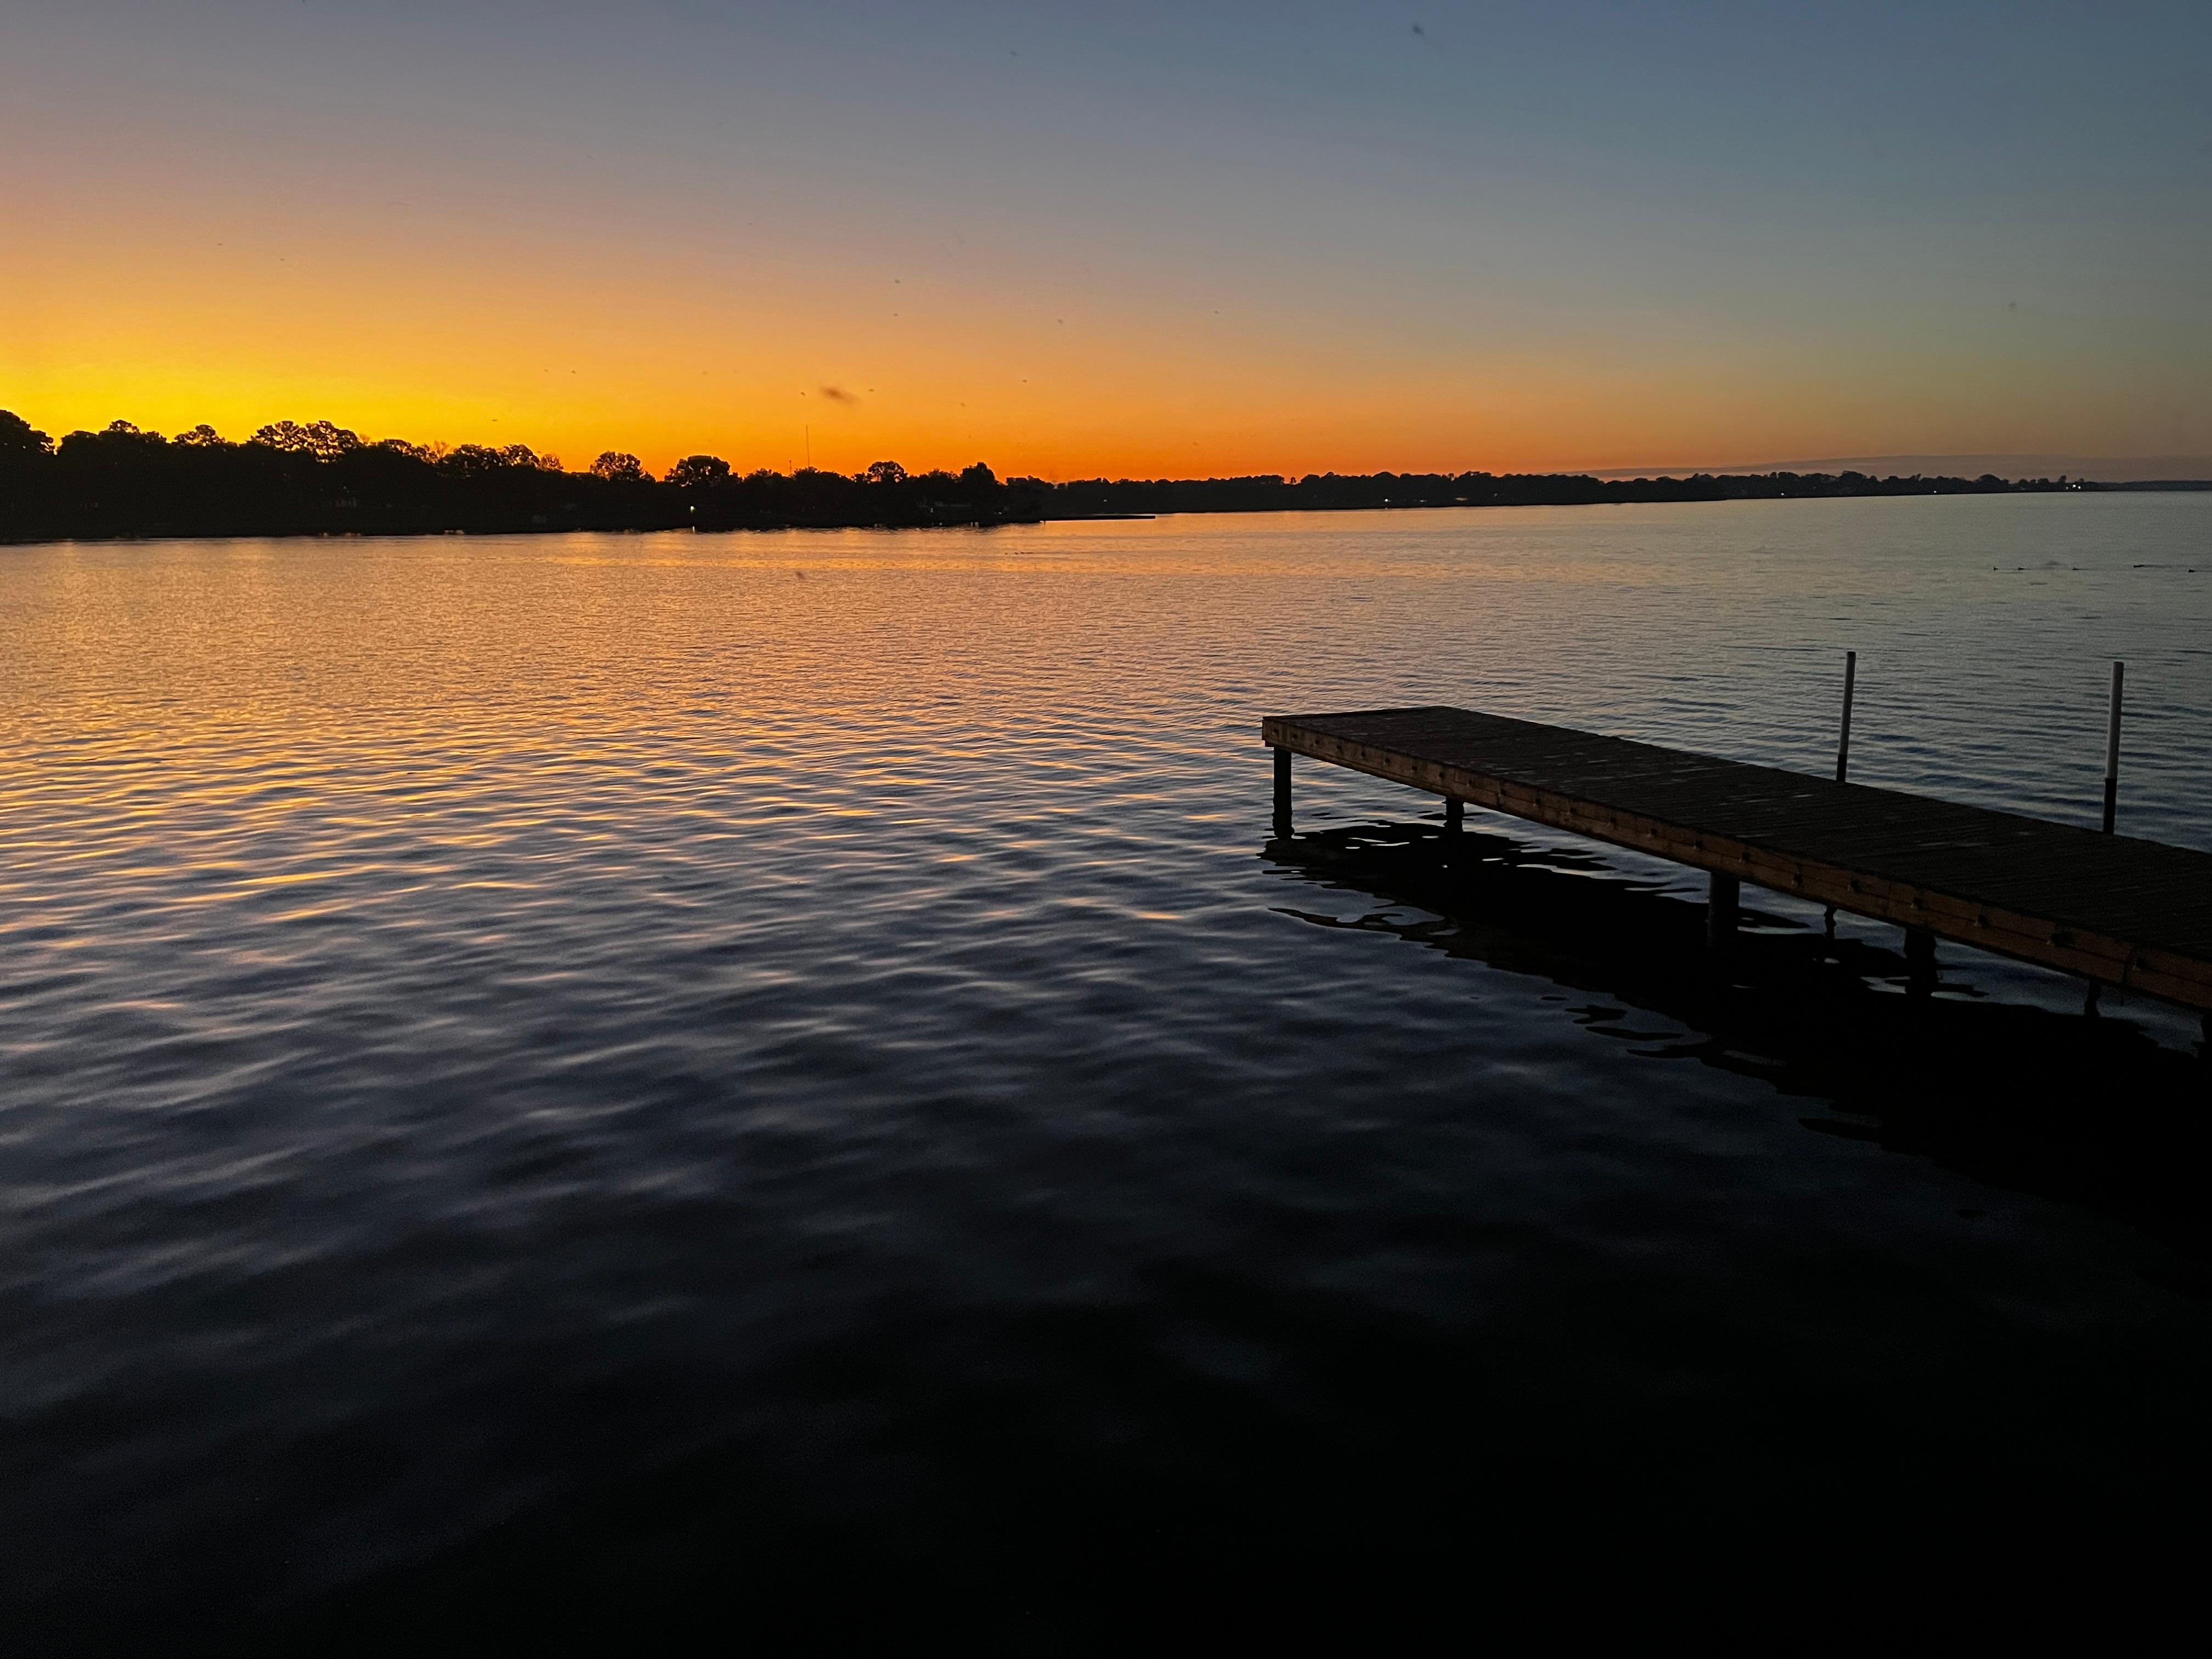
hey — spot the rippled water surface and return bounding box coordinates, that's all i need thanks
[7,496,2212,1644]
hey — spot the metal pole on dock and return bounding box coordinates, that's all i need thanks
[1824,651,1855,936]
[1273,746,1293,838]
[1835,650,1857,783]
[2085,660,2124,1015]
[2102,660,2124,834]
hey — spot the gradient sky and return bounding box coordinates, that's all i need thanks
[4,1,2208,477]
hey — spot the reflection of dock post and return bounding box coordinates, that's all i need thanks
[1904,926,1937,995]
[1272,746,1293,837]
[1706,872,1739,954]
[1443,797,1463,834]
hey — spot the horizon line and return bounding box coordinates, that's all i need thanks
[1585,452,2212,484]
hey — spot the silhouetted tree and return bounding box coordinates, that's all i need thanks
[439,444,512,477]
[959,462,997,489]
[308,420,363,459]
[864,460,908,486]
[665,454,732,489]
[172,424,227,448]
[251,419,363,461]
[590,451,648,482]
[0,409,54,456]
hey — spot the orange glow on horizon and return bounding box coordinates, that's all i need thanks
[4,159,2184,483]
[4,5,2204,488]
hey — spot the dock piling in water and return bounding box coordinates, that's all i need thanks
[1707,872,1740,954]
[1272,745,1293,838]
[1904,926,1938,996]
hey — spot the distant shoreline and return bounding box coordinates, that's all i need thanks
[8,414,2188,548]
[8,477,2203,550]
[9,411,2206,548]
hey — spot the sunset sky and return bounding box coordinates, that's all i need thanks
[5,1,2208,478]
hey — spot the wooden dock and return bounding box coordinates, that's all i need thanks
[1262,706,2212,1014]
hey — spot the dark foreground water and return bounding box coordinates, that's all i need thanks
[5,496,2212,1646]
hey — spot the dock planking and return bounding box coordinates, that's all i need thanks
[1262,706,2212,1014]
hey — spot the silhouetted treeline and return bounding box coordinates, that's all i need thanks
[0,415,1030,541]
[1016,467,2090,517]
[0,409,2097,545]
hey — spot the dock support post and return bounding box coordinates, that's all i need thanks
[1272,746,1293,838]
[1707,872,1740,954]
[1443,797,1463,834]
[1904,926,1937,996]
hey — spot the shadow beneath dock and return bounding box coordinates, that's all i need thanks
[1265,818,2212,1274]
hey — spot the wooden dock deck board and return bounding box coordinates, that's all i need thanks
[1261,706,2212,1012]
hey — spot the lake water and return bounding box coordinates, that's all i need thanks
[6,495,2212,1645]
